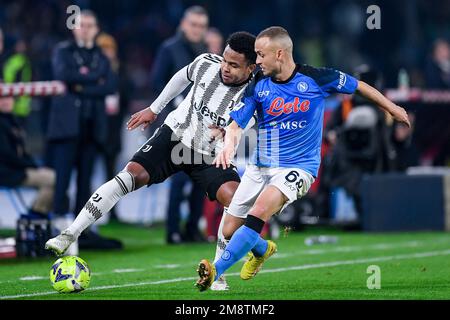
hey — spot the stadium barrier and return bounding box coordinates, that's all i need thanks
[361,170,450,231]
[0,81,66,97]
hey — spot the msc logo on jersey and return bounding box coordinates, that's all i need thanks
[267,97,310,116]
[297,82,308,93]
[272,120,308,129]
[280,121,308,129]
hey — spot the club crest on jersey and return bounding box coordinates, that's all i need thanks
[267,97,310,116]
[297,82,308,93]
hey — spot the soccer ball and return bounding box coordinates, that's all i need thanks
[49,256,91,293]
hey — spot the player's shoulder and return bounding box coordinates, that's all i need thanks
[297,64,342,87]
[189,53,223,69]
[188,53,222,81]
[244,69,267,97]
[251,68,270,86]
[159,34,186,51]
[53,40,74,53]
[196,53,223,64]
[254,69,267,84]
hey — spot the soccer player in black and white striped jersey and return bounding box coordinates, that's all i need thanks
[46,31,258,291]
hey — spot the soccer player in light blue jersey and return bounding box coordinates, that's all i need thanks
[195,26,410,291]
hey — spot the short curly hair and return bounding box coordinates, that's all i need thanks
[226,31,257,65]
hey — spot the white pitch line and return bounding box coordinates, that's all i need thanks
[113,268,145,273]
[259,249,450,275]
[1,249,449,300]
[278,239,449,259]
[19,276,47,281]
[16,268,146,282]
[154,264,181,269]
[11,238,450,283]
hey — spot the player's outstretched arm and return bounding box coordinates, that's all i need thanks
[213,121,244,170]
[126,107,158,131]
[127,65,192,131]
[356,80,411,127]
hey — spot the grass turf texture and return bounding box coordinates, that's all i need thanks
[0,223,449,300]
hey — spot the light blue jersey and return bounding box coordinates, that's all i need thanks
[230,64,358,177]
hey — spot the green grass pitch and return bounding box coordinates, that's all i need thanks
[0,223,449,300]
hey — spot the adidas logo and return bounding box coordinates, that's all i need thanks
[199,82,206,89]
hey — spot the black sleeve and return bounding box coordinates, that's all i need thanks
[78,60,118,97]
[0,126,36,170]
[52,45,104,85]
[325,105,344,132]
[150,45,172,94]
[424,60,445,89]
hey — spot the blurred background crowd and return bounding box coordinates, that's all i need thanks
[0,0,449,253]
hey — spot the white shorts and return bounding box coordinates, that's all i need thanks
[228,164,315,219]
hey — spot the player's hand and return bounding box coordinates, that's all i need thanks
[213,145,235,170]
[390,105,411,128]
[208,124,226,143]
[127,107,157,131]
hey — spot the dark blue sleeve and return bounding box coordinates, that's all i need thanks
[79,61,118,97]
[299,65,358,96]
[0,124,36,169]
[52,45,105,84]
[150,45,172,94]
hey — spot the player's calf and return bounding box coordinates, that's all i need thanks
[45,167,145,255]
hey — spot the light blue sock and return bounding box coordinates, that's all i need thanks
[252,237,268,257]
[214,225,259,280]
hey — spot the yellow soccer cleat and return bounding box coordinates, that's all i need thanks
[195,259,216,292]
[240,240,277,280]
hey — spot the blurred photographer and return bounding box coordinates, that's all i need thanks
[425,39,450,89]
[321,65,396,223]
[0,84,55,216]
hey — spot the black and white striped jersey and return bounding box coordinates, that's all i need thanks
[164,53,251,156]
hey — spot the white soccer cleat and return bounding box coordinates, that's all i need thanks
[45,230,77,256]
[210,274,230,291]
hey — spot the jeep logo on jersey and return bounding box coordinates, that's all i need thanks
[267,97,310,116]
[193,100,227,127]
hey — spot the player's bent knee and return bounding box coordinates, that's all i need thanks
[248,205,271,222]
[216,181,239,207]
[124,162,150,189]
